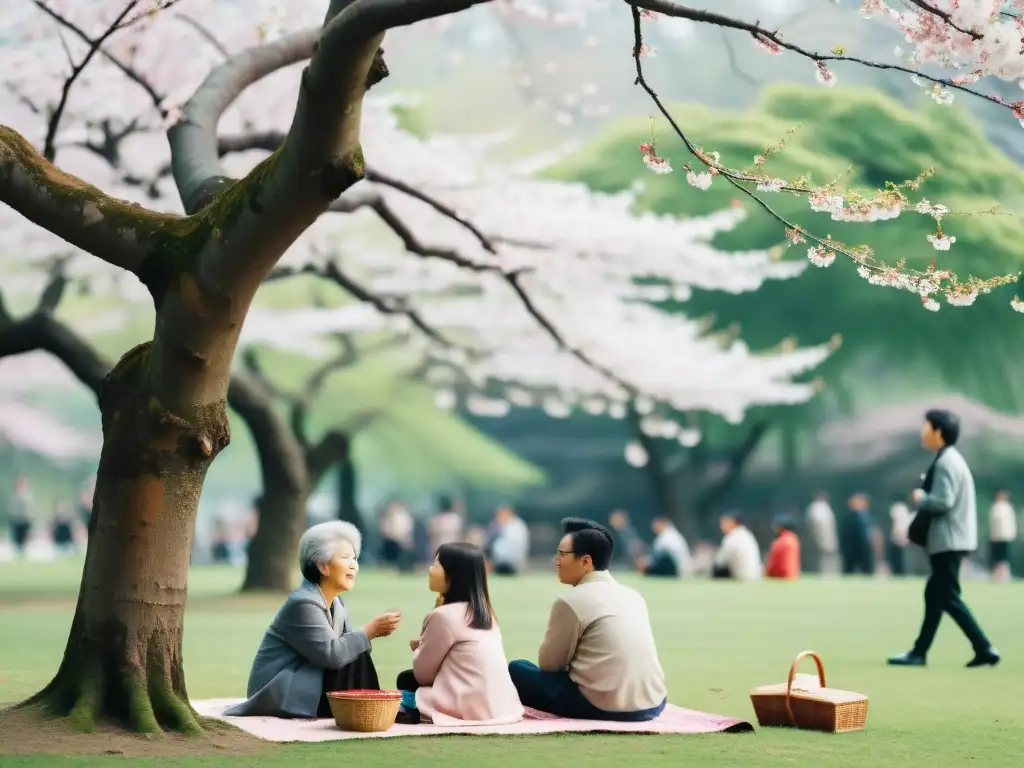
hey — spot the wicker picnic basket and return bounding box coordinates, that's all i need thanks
[327,689,402,733]
[749,651,868,733]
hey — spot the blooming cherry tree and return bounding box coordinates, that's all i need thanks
[1,0,1019,739]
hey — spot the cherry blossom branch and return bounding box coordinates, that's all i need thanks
[174,12,231,57]
[630,1,1001,107]
[32,0,140,161]
[903,0,982,39]
[31,1,168,124]
[628,4,1020,309]
[265,259,462,348]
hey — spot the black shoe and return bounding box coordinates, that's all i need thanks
[395,708,421,725]
[887,651,926,667]
[966,648,1000,668]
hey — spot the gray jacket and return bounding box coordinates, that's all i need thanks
[919,446,978,555]
[223,581,371,718]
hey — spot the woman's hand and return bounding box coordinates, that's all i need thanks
[363,611,402,640]
[409,638,420,652]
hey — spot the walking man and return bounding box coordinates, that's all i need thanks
[887,409,1000,668]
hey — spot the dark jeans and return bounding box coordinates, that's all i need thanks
[887,541,906,576]
[644,551,678,578]
[492,562,519,576]
[10,521,30,552]
[912,551,992,657]
[507,660,665,722]
[317,651,380,717]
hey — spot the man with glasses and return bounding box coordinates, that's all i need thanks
[507,517,667,721]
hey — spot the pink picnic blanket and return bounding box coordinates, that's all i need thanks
[191,699,753,741]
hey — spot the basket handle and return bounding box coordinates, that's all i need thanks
[784,650,827,726]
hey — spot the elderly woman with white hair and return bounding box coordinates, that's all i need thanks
[223,521,402,718]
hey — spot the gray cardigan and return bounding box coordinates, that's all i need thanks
[918,446,978,555]
[223,581,371,718]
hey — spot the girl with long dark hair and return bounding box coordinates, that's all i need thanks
[395,542,523,725]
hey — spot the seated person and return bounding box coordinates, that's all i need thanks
[223,521,402,718]
[488,505,530,576]
[764,516,801,580]
[508,517,667,722]
[639,516,691,578]
[711,513,762,581]
[395,543,523,725]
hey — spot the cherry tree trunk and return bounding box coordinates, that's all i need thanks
[242,485,308,592]
[336,458,365,534]
[21,343,229,733]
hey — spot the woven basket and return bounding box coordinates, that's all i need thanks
[327,689,402,733]
[749,651,868,733]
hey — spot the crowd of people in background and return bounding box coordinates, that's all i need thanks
[2,473,1019,585]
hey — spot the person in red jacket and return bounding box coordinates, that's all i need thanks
[765,516,801,580]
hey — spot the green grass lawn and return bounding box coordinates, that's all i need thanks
[1,560,1021,766]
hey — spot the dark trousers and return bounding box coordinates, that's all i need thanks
[396,668,419,693]
[912,551,991,656]
[10,521,30,552]
[887,542,906,576]
[507,660,665,722]
[644,551,679,578]
[317,651,380,717]
[492,562,518,576]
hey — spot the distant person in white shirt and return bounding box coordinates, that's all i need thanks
[429,496,464,556]
[489,505,530,576]
[988,490,1017,582]
[888,495,912,577]
[711,513,762,581]
[805,492,838,575]
[379,501,415,572]
[640,517,692,578]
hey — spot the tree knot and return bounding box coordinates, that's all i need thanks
[318,148,364,200]
[366,48,390,90]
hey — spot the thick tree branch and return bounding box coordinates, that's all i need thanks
[306,431,352,488]
[693,420,772,513]
[0,127,178,277]
[0,267,111,398]
[167,28,319,215]
[227,371,308,496]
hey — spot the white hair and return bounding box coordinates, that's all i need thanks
[298,521,362,583]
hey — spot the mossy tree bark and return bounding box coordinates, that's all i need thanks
[21,342,229,734]
[1,0,491,734]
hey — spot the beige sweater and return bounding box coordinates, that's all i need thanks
[537,570,666,713]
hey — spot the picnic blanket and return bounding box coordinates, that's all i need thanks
[192,698,754,741]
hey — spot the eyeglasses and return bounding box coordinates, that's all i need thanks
[555,549,575,559]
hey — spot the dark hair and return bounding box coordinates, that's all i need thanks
[561,517,613,571]
[437,542,494,630]
[721,511,745,527]
[773,515,796,533]
[925,409,960,446]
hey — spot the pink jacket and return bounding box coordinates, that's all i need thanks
[412,602,524,726]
